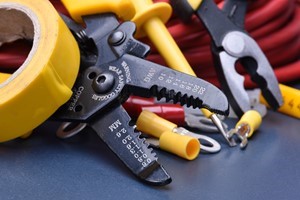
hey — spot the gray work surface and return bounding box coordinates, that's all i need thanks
[1,88,300,200]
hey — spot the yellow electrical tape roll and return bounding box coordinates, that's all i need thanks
[0,0,80,142]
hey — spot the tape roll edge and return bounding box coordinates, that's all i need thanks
[0,0,80,142]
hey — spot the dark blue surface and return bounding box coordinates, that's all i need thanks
[1,97,300,200]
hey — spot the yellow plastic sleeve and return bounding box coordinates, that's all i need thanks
[61,0,136,23]
[159,131,200,160]
[136,110,177,138]
[0,0,80,142]
[260,84,300,119]
[236,110,262,138]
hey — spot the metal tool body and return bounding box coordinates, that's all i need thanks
[170,0,283,117]
[53,14,229,185]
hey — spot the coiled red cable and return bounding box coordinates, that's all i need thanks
[0,0,299,88]
[147,0,300,87]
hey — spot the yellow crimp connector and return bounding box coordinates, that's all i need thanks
[136,110,200,160]
[236,110,262,138]
[260,84,300,119]
[61,0,136,23]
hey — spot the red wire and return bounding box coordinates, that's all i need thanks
[250,2,295,39]
[244,0,293,32]
[0,0,299,87]
[149,0,300,86]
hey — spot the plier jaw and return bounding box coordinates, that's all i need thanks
[171,0,283,117]
[214,31,283,116]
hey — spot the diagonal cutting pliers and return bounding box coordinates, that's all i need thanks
[170,0,283,117]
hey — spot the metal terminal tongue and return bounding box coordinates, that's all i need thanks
[227,123,250,149]
[56,122,87,139]
[173,127,221,153]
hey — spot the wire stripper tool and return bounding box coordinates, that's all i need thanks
[170,0,283,117]
[53,9,229,185]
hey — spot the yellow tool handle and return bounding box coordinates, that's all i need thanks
[260,84,300,119]
[61,0,136,23]
[236,110,262,138]
[0,0,80,142]
[136,110,177,138]
[159,131,200,160]
[131,0,196,75]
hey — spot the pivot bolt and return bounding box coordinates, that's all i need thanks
[108,31,126,46]
[92,73,115,94]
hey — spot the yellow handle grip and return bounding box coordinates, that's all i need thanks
[236,110,262,138]
[136,110,177,138]
[131,0,196,75]
[159,131,200,160]
[260,84,300,119]
[131,0,171,37]
[61,0,136,23]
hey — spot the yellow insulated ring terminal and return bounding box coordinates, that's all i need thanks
[0,0,80,142]
[136,110,200,160]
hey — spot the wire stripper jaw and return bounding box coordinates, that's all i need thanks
[53,14,229,185]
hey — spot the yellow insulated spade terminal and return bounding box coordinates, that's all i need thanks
[136,110,200,160]
[228,110,262,148]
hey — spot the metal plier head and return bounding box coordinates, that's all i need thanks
[171,0,283,117]
[55,14,229,185]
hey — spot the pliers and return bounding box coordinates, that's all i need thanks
[170,0,283,117]
[53,13,229,186]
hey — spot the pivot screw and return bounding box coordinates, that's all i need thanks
[108,31,126,46]
[92,73,115,94]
